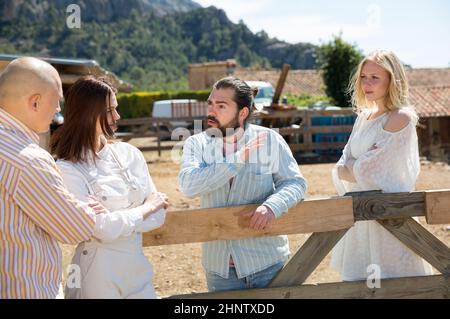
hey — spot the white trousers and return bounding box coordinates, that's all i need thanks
[55,284,64,299]
[65,234,156,299]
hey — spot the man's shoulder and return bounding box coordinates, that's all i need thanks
[185,131,210,145]
[0,133,51,170]
[19,143,57,173]
[248,124,272,133]
[249,124,280,135]
[0,140,57,194]
[248,124,284,142]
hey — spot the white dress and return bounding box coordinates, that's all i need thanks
[57,140,166,298]
[331,107,433,281]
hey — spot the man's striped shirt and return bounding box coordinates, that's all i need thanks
[0,108,95,298]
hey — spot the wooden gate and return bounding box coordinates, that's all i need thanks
[142,189,450,299]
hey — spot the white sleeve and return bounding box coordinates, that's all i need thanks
[57,162,147,243]
[332,112,362,196]
[352,122,420,192]
[130,149,166,233]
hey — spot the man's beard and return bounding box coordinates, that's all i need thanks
[206,113,242,138]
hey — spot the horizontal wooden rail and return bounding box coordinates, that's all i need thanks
[142,189,450,247]
[309,125,353,133]
[169,275,449,299]
[138,145,176,152]
[143,197,354,246]
[277,126,353,135]
[117,117,205,126]
[290,142,347,151]
[255,109,355,119]
[426,189,450,224]
[117,117,153,126]
[350,190,426,221]
[277,127,304,135]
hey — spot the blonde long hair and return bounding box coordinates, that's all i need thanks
[348,50,416,119]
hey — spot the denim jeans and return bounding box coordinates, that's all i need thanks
[206,261,285,292]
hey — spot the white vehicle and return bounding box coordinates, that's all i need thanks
[152,99,197,131]
[152,99,209,140]
[309,101,341,110]
[245,81,275,111]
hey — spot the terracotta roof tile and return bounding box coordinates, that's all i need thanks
[410,86,450,118]
[406,68,450,87]
[236,67,450,96]
[235,68,450,117]
[235,69,325,96]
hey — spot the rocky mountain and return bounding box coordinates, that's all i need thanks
[0,0,318,90]
[0,0,201,22]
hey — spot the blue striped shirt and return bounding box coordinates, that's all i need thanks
[178,124,307,279]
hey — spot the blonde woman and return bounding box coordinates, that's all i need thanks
[331,50,433,281]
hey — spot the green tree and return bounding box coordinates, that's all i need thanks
[318,35,363,107]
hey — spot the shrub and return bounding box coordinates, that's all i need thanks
[117,90,210,118]
[317,35,363,107]
[286,94,332,108]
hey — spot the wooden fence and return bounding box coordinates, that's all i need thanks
[142,189,450,299]
[116,117,193,156]
[257,108,355,155]
[116,107,356,157]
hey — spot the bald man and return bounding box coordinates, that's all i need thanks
[0,57,99,299]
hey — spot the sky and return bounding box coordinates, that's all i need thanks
[195,0,450,68]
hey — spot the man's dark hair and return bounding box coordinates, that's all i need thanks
[213,77,258,121]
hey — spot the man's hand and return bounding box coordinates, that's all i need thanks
[240,132,268,162]
[242,205,276,230]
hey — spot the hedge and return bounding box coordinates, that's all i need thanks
[286,94,332,108]
[117,90,210,119]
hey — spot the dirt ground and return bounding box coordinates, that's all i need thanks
[61,147,450,298]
